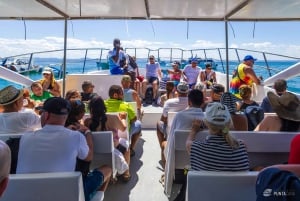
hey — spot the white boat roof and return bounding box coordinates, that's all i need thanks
[1,0,300,21]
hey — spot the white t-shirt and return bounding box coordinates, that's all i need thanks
[17,125,89,174]
[164,107,205,196]
[0,110,40,134]
[183,65,201,84]
[145,62,160,78]
[162,97,189,117]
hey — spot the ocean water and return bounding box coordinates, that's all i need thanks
[1,58,299,94]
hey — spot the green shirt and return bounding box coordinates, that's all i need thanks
[104,98,136,122]
[30,91,53,102]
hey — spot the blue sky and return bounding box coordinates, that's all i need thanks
[1,20,300,59]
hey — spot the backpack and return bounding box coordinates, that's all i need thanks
[6,137,21,174]
[256,167,300,201]
[245,106,264,131]
[120,55,138,70]
[128,55,138,69]
[144,86,153,104]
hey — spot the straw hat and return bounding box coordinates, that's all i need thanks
[0,85,24,106]
[268,91,300,122]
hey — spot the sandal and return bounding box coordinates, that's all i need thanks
[159,174,165,187]
[121,172,131,182]
[130,148,136,157]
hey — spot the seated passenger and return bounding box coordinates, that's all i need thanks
[105,85,142,158]
[121,75,143,120]
[221,92,248,131]
[200,63,217,89]
[84,96,130,182]
[65,89,82,101]
[108,38,127,75]
[186,102,249,171]
[182,58,201,89]
[164,89,205,197]
[156,82,189,165]
[256,166,300,201]
[167,61,182,87]
[0,140,11,197]
[202,83,225,110]
[40,67,61,97]
[236,84,258,112]
[288,134,300,164]
[141,55,162,101]
[0,85,40,134]
[159,81,178,107]
[261,79,287,113]
[16,97,112,201]
[30,81,53,102]
[81,81,99,102]
[255,92,300,132]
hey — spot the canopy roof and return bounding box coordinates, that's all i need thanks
[1,0,300,21]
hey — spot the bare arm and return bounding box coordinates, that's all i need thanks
[200,71,205,82]
[244,67,261,85]
[186,120,202,155]
[262,164,300,177]
[49,81,61,97]
[132,90,142,110]
[76,124,93,162]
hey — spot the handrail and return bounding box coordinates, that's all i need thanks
[2,47,300,79]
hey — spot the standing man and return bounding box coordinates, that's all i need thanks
[230,55,262,99]
[0,140,11,197]
[182,58,201,89]
[108,38,127,75]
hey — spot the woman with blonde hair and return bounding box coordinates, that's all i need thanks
[40,67,61,97]
[186,102,249,171]
[237,84,258,112]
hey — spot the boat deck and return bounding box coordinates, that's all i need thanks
[104,105,180,201]
[104,129,166,201]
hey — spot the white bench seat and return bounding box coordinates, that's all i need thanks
[2,172,85,201]
[174,130,298,169]
[186,170,259,201]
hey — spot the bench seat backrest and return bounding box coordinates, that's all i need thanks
[91,131,116,177]
[186,170,258,201]
[2,172,85,201]
[174,130,298,169]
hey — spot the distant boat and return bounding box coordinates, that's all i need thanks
[1,57,42,74]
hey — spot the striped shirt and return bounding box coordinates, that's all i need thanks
[190,135,249,171]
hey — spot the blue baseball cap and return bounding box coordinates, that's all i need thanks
[191,58,198,63]
[243,55,257,61]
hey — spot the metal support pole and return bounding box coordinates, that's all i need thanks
[62,18,67,97]
[225,20,229,91]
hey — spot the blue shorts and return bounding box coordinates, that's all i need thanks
[147,76,159,84]
[188,83,196,89]
[129,120,142,137]
[83,169,104,201]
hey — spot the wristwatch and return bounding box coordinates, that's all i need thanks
[84,130,91,136]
